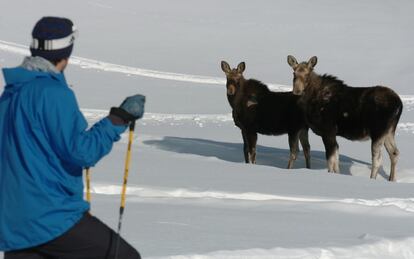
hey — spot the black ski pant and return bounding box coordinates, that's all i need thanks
[4,213,140,259]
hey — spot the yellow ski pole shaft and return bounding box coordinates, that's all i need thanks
[114,121,136,259]
[120,122,135,210]
[85,167,91,203]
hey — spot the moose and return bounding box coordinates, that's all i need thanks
[287,55,403,181]
[221,61,311,169]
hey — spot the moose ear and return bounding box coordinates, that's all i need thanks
[287,55,298,69]
[237,62,246,73]
[221,61,231,73]
[308,56,318,68]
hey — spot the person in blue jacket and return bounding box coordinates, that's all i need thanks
[0,17,144,258]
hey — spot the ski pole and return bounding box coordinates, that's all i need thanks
[114,121,136,259]
[85,167,91,203]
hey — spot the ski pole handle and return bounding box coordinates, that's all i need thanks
[129,120,136,131]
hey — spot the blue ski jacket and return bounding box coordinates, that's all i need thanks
[0,67,126,251]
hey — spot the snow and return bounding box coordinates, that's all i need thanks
[1,0,414,258]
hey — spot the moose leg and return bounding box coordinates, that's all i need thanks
[370,136,385,179]
[384,132,399,182]
[287,132,300,169]
[241,130,250,163]
[299,129,311,169]
[247,132,258,164]
[333,147,340,173]
[322,134,340,173]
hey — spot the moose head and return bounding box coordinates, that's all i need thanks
[287,55,318,95]
[221,61,246,96]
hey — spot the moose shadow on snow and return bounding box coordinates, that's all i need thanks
[143,136,382,177]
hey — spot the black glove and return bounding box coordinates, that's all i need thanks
[109,94,146,124]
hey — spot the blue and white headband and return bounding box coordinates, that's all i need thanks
[30,26,78,51]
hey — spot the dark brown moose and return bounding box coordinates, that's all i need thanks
[287,55,402,181]
[221,61,311,169]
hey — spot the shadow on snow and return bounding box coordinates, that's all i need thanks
[144,136,378,176]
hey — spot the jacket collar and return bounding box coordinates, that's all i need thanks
[2,56,67,87]
[20,56,60,74]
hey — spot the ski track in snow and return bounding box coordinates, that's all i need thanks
[90,183,414,213]
[82,108,414,134]
[2,39,414,107]
[147,237,414,259]
[0,40,289,91]
[82,108,233,127]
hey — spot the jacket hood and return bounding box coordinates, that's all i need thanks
[2,67,66,93]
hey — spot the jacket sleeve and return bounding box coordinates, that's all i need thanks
[41,86,127,168]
